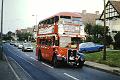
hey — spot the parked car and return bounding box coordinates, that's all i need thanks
[18,43,23,49]
[10,41,15,45]
[14,42,19,47]
[79,42,104,52]
[2,40,6,43]
[22,43,33,52]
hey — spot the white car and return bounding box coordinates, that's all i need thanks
[18,43,23,49]
[22,43,33,52]
[10,41,15,45]
[14,42,19,47]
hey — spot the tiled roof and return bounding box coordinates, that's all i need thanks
[110,1,120,14]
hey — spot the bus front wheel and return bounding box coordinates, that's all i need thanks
[53,55,58,67]
[38,50,42,61]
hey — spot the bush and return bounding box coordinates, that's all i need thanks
[106,35,113,46]
[85,35,103,44]
[114,32,120,49]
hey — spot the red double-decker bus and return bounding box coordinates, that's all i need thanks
[36,12,85,67]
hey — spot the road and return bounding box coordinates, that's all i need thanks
[3,43,120,80]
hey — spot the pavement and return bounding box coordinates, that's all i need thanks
[0,57,17,80]
[84,61,120,76]
[106,48,120,51]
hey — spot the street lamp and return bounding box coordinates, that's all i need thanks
[103,0,106,60]
[28,36,30,42]
[32,14,37,27]
[0,0,4,60]
[1,0,3,41]
[32,14,38,40]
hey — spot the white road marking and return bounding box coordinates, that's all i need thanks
[4,54,21,80]
[8,57,33,80]
[30,57,38,61]
[7,49,35,66]
[7,45,53,70]
[64,73,79,80]
[25,54,29,56]
[41,62,53,69]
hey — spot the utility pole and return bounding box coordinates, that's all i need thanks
[103,0,106,60]
[32,14,37,27]
[0,0,4,60]
[32,14,37,40]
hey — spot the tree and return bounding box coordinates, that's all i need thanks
[16,32,33,41]
[2,31,14,41]
[84,23,93,35]
[106,35,113,46]
[84,24,109,44]
[7,31,12,37]
[92,25,109,37]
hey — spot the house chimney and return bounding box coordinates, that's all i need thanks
[82,10,86,14]
[95,11,99,15]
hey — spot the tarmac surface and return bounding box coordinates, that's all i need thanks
[0,44,120,80]
[1,58,120,80]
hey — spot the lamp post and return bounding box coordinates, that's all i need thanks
[32,14,37,40]
[28,36,30,42]
[103,0,106,60]
[32,14,37,27]
[0,0,4,60]
[1,0,3,41]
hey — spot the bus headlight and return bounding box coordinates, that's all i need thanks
[57,54,62,57]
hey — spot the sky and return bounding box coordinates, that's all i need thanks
[0,0,106,34]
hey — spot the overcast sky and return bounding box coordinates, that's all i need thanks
[0,0,106,33]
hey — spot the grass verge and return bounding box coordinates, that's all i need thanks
[85,51,120,68]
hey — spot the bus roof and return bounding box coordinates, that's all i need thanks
[39,12,81,24]
[55,12,81,18]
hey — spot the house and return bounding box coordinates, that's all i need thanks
[96,0,120,39]
[21,29,27,33]
[75,10,100,36]
[27,27,33,33]
[78,10,100,25]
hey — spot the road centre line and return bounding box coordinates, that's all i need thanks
[30,57,38,61]
[4,54,21,80]
[6,45,53,69]
[6,47,54,71]
[8,56,33,80]
[6,46,40,67]
[9,45,37,61]
[64,73,79,80]
[6,46,35,63]
[25,54,28,56]
[41,62,54,69]
[7,48,35,66]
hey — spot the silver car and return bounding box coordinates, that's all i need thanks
[22,43,33,52]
